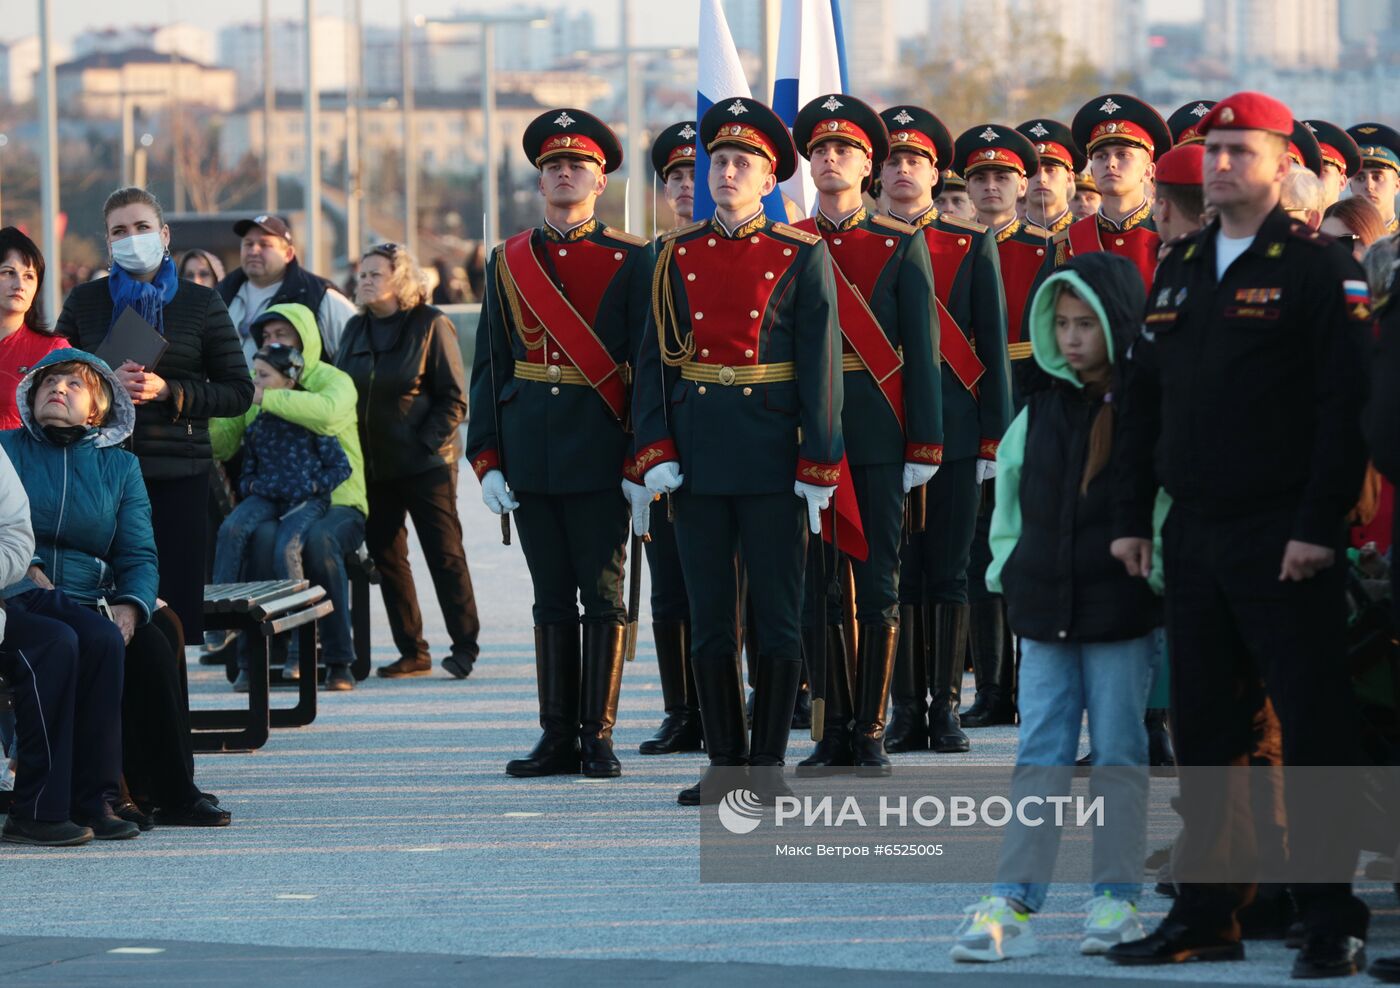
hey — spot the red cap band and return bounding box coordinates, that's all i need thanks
[707,123,779,164]
[1317,142,1348,174]
[963,147,1026,175]
[888,128,937,161]
[536,133,607,168]
[807,118,873,155]
[1033,141,1073,168]
[664,144,697,172]
[1087,120,1155,155]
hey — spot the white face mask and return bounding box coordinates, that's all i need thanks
[111,231,166,275]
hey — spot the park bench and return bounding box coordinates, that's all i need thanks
[192,579,332,753]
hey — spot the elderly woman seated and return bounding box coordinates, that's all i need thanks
[1,349,228,830]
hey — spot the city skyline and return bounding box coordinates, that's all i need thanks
[6,0,1204,53]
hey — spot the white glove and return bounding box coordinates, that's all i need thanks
[622,479,654,537]
[902,462,938,493]
[480,469,519,515]
[976,459,997,485]
[794,480,836,535]
[644,461,684,496]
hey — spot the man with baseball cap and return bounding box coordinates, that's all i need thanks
[217,214,356,364]
[1110,91,1371,979]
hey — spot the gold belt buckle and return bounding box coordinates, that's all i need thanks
[718,365,736,386]
[545,364,563,383]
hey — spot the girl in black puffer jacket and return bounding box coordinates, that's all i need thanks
[951,252,1164,962]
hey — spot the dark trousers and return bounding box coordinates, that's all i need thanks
[673,492,806,671]
[365,464,480,662]
[213,495,328,584]
[966,479,998,602]
[0,589,125,822]
[898,457,979,606]
[645,499,689,623]
[148,468,212,636]
[122,606,199,809]
[513,489,628,627]
[240,505,367,668]
[809,462,904,627]
[1164,506,1369,938]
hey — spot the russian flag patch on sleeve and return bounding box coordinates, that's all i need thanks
[1344,279,1373,321]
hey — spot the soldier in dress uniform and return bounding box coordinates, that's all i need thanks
[632,97,845,805]
[633,121,704,756]
[1049,93,1172,291]
[1017,118,1084,237]
[785,94,942,774]
[1302,119,1361,208]
[1287,120,1324,176]
[1168,99,1216,148]
[1071,170,1101,220]
[1108,91,1371,979]
[950,124,1051,728]
[934,169,976,222]
[466,108,650,780]
[877,104,1013,755]
[1345,122,1400,235]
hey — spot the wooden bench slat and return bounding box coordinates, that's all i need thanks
[261,600,334,636]
[252,586,327,621]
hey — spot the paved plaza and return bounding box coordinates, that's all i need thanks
[1,485,1395,985]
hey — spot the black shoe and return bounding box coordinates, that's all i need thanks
[75,812,141,841]
[112,799,155,832]
[155,796,231,827]
[790,685,812,730]
[324,665,355,691]
[377,656,432,678]
[580,738,621,778]
[640,619,704,754]
[928,604,971,753]
[677,764,744,806]
[1108,918,1243,962]
[1,816,93,846]
[851,624,897,776]
[232,669,250,693]
[578,623,625,778]
[442,652,476,680]
[639,712,704,754]
[1371,955,1400,983]
[796,729,854,775]
[1106,921,1244,965]
[961,598,1016,727]
[506,734,581,777]
[885,604,928,752]
[1292,933,1365,979]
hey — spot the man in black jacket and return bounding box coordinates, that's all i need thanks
[217,214,356,364]
[1108,91,1371,980]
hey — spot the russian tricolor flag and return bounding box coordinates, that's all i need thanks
[772,0,849,218]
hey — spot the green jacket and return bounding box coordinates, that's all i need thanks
[210,302,367,518]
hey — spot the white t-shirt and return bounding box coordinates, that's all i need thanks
[1215,231,1254,282]
[229,278,283,360]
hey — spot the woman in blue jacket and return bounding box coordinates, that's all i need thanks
[1,349,228,828]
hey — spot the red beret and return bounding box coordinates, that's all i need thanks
[1199,91,1293,138]
[1155,143,1204,186]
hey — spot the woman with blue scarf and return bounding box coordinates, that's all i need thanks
[56,188,253,636]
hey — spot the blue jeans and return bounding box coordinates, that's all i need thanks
[214,495,329,585]
[239,505,365,669]
[992,632,1156,913]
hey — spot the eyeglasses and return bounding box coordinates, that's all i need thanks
[1332,232,1361,248]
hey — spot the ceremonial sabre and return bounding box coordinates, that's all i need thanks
[624,510,652,663]
[809,522,827,742]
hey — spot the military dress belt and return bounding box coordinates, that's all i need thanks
[680,361,795,385]
[841,346,903,374]
[1007,342,1034,361]
[515,360,631,386]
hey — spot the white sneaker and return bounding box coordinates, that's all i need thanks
[950,896,1040,962]
[1081,892,1146,954]
[0,764,13,792]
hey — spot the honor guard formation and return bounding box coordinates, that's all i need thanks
[458,85,1400,982]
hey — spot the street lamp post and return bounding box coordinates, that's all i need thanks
[304,0,323,273]
[37,0,61,321]
[401,0,417,258]
[263,0,277,212]
[0,133,9,228]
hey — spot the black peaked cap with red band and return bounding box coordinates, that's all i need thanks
[1168,99,1216,146]
[795,93,890,165]
[1289,119,1323,176]
[699,96,798,183]
[1304,119,1362,177]
[1016,118,1085,172]
[1072,94,1171,162]
[881,104,952,196]
[523,107,623,174]
[651,120,698,179]
[953,124,1040,179]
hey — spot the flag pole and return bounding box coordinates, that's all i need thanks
[37,0,61,321]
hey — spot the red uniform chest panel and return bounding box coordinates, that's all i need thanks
[921,226,973,309]
[674,233,796,364]
[1103,226,1161,291]
[822,226,898,300]
[524,237,624,365]
[997,238,1049,343]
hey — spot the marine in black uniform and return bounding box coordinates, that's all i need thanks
[1108,92,1372,980]
[466,109,650,780]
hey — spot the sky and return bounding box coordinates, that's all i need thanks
[6,0,1204,50]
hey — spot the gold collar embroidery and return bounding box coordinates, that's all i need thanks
[816,205,867,233]
[543,217,599,242]
[711,209,769,240]
[1097,199,1152,233]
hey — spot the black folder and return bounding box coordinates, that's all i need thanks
[94,307,168,370]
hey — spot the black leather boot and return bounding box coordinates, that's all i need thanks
[507,623,582,776]
[639,620,704,754]
[928,603,971,753]
[884,604,928,752]
[852,623,898,774]
[961,598,1016,727]
[797,624,853,774]
[579,623,626,778]
[678,651,749,805]
[1146,707,1176,767]
[749,657,802,802]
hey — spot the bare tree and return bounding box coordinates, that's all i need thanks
[172,109,261,214]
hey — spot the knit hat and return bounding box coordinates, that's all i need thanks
[253,344,305,385]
